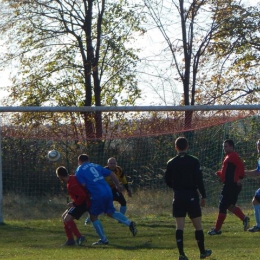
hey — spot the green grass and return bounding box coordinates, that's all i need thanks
[1,191,260,259]
[1,212,260,260]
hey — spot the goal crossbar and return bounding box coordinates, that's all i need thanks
[0,105,260,112]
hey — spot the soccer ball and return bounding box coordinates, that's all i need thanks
[47,150,61,162]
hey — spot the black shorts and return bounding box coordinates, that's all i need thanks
[67,202,88,220]
[172,190,201,219]
[219,184,242,212]
[112,189,127,206]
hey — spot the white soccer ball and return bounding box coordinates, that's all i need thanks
[47,150,61,162]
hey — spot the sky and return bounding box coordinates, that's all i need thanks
[134,0,258,105]
[0,33,12,106]
[0,0,258,106]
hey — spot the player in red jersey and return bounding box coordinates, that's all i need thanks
[56,166,90,246]
[208,139,250,235]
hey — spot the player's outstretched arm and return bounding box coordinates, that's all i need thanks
[110,172,123,192]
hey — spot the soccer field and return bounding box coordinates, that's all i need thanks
[0,211,260,260]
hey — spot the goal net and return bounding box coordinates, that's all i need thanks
[0,107,259,221]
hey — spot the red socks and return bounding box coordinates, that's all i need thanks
[229,206,245,221]
[64,220,81,238]
[215,213,226,231]
[63,222,73,240]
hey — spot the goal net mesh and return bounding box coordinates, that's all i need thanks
[1,109,259,209]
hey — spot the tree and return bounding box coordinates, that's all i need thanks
[143,0,260,128]
[0,0,144,138]
[202,1,260,105]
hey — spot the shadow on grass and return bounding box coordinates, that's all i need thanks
[137,222,175,229]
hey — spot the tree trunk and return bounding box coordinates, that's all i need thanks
[83,0,96,139]
[184,110,193,130]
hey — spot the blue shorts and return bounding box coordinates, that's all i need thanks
[255,188,260,203]
[89,194,116,216]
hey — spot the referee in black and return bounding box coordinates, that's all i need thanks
[165,137,212,260]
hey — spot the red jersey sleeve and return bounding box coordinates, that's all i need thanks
[217,160,226,183]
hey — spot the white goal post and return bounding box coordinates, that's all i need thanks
[0,118,2,224]
[0,104,260,112]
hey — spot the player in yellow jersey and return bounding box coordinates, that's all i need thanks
[105,157,132,215]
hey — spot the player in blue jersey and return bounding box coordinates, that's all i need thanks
[84,157,132,225]
[245,139,260,232]
[75,154,137,245]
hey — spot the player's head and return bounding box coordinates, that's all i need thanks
[257,139,260,153]
[107,157,117,170]
[175,137,188,152]
[56,166,69,182]
[223,139,235,154]
[78,154,89,165]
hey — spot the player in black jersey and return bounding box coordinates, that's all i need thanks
[165,137,212,260]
